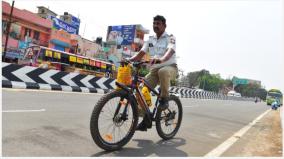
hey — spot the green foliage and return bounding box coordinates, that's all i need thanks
[139,67,150,77]
[235,83,266,100]
[170,79,178,86]
[184,69,267,97]
[199,74,223,92]
[186,69,209,88]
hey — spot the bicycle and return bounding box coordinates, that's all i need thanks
[90,61,183,151]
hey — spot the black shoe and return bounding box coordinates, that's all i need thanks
[136,121,147,131]
[158,97,169,111]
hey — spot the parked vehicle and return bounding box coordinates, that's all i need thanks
[227,90,241,97]
[18,46,115,77]
[266,89,283,106]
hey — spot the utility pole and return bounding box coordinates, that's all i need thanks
[3,0,15,62]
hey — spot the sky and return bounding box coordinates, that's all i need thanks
[3,0,284,92]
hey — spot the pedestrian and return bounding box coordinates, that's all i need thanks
[271,98,280,110]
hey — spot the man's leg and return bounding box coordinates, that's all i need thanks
[136,67,159,131]
[144,67,159,90]
[157,65,178,110]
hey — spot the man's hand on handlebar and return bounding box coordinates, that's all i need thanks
[150,57,162,65]
[120,57,161,66]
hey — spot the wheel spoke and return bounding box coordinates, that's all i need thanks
[91,90,138,151]
[96,95,135,144]
[157,98,181,136]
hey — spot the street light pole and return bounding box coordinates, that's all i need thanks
[3,0,15,62]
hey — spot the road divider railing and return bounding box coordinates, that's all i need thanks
[2,62,254,101]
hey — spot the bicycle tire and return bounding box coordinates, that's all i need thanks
[90,90,138,151]
[155,95,183,140]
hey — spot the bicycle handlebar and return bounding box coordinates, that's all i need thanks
[119,59,161,67]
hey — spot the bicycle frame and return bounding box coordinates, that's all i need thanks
[115,62,161,122]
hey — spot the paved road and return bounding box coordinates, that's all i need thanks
[2,88,269,157]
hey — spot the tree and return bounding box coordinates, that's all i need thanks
[187,69,209,88]
[235,83,264,98]
[186,71,200,88]
[199,74,223,92]
[182,69,267,98]
[255,88,267,100]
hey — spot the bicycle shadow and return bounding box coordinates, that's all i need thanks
[91,137,187,157]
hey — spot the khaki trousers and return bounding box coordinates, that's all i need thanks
[145,64,178,98]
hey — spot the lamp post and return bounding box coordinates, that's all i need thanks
[3,0,15,62]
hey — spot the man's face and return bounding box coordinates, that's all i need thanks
[153,20,166,35]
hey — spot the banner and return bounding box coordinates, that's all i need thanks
[69,56,76,62]
[107,25,136,45]
[71,16,80,29]
[77,57,83,64]
[4,48,25,59]
[54,52,61,59]
[45,50,53,57]
[90,60,95,66]
[83,59,89,65]
[49,15,78,34]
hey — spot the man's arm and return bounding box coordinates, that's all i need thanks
[156,34,176,63]
[129,50,146,62]
[160,48,175,62]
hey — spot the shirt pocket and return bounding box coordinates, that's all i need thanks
[155,43,167,56]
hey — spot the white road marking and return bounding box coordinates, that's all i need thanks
[3,109,46,113]
[208,132,222,139]
[204,109,271,157]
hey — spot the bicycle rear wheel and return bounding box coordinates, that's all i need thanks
[90,90,138,151]
[155,95,183,140]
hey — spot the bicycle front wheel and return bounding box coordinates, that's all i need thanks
[90,90,138,151]
[156,95,183,140]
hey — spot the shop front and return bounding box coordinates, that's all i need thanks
[49,29,71,52]
[49,39,71,52]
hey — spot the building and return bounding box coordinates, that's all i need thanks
[2,1,52,60]
[48,29,72,52]
[59,12,80,34]
[37,6,57,19]
[36,6,80,53]
[71,34,102,58]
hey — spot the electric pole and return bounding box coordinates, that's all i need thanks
[3,0,15,62]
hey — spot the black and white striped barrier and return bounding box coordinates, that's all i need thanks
[2,62,115,93]
[2,62,254,101]
[169,86,254,101]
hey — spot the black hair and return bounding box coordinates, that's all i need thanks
[154,15,166,24]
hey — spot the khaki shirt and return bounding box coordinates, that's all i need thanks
[141,32,176,69]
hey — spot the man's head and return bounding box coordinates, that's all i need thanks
[153,15,166,36]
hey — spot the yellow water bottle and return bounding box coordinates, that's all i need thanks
[142,86,152,107]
